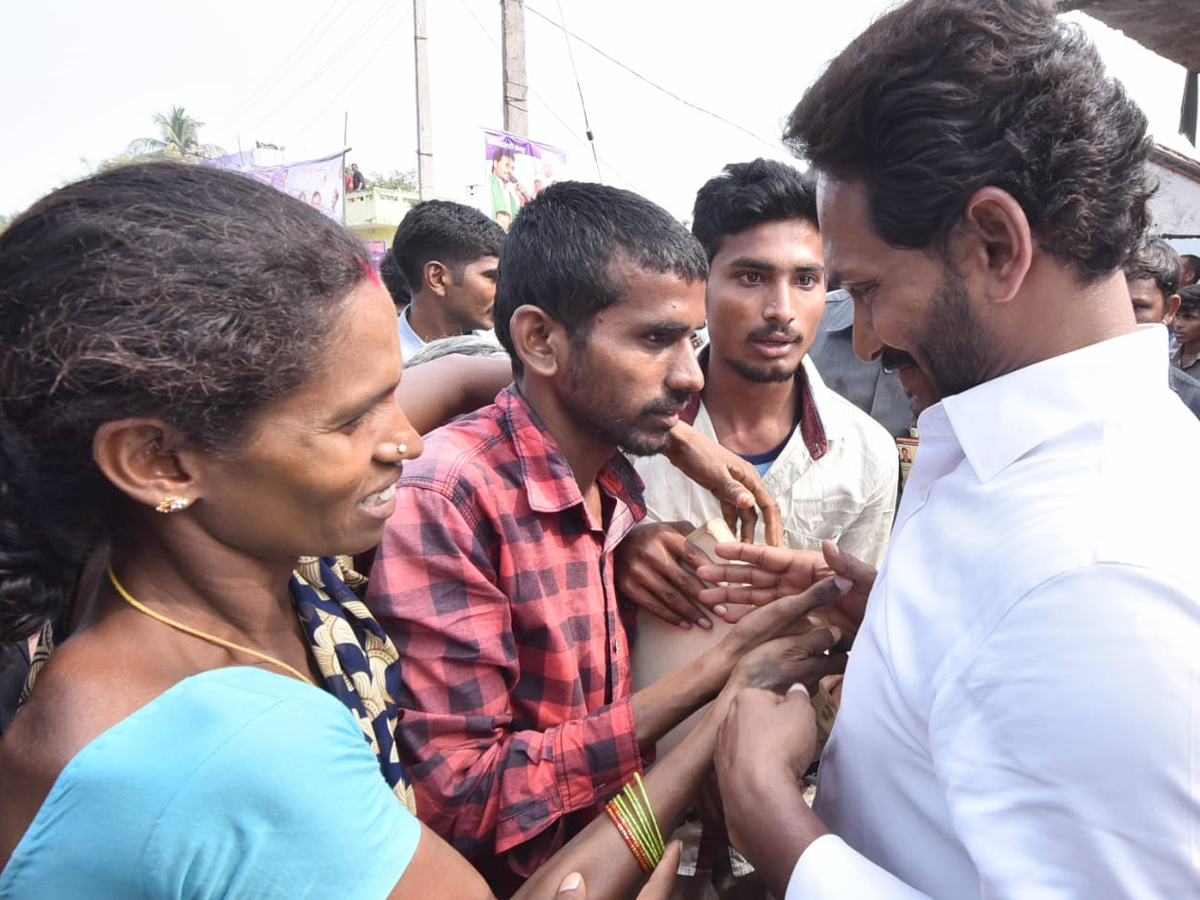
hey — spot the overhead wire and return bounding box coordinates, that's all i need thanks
[554,0,602,181]
[524,3,781,152]
[243,0,398,142]
[227,0,355,128]
[285,5,414,147]
[453,0,638,190]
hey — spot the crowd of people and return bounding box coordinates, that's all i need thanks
[1,0,1198,898]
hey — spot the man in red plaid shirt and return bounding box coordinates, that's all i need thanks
[366,182,837,894]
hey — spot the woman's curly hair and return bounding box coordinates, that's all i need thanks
[0,162,371,642]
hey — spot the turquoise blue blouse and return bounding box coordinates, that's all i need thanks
[0,667,420,899]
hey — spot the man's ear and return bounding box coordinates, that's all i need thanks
[960,186,1033,305]
[508,305,571,378]
[92,419,199,512]
[1164,293,1182,326]
[424,261,452,296]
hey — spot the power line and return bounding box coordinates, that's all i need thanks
[554,0,601,181]
[453,0,639,190]
[524,3,781,151]
[244,0,399,140]
[227,0,355,127]
[285,6,414,147]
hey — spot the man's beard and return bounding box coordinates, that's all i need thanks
[722,326,802,384]
[916,263,993,400]
[560,351,695,457]
[613,390,696,456]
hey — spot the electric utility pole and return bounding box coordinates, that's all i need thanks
[501,0,528,136]
[414,0,434,199]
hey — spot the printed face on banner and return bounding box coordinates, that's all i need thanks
[482,128,568,226]
[205,152,346,223]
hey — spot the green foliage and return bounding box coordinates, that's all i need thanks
[126,106,224,162]
[78,152,138,175]
[367,168,418,192]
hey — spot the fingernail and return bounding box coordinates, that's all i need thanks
[696,616,713,630]
[787,682,809,696]
[833,576,853,592]
[559,872,582,892]
[713,604,728,616]
[677,619,693,630]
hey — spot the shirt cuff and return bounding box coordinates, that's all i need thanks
[785,835,932,900]
[555,694,642,812]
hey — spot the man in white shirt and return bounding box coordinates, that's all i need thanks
[705,1,1200,898]
[390,200,504,361]
[617,160,896,629]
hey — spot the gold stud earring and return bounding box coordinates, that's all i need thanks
[155,494,190,514]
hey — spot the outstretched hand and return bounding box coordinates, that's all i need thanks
[664,422,783,546]
[698,540,877,645]
[716,571,852,662]
[614,522,717,629]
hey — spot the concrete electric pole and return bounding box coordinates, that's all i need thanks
[414,0,435,200]
[501,0,528,136]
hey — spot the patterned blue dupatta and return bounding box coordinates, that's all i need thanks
[286,556,419,814]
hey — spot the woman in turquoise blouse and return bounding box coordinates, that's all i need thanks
[0,163,688,900]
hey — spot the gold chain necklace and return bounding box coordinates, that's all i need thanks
[107,564,315,685]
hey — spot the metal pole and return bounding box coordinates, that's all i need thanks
[414,0,435,199]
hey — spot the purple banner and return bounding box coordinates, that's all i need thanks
[205,151,345,223]
[483,128,567,229]
[364,240,387,272]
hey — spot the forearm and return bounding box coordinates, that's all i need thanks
[516,696,730,900]
[662,421,783,546]
[630,643,731,749]
[396,355,511,434]
[726,768,828,898]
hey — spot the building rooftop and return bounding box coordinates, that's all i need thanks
[1059,0,1200,73]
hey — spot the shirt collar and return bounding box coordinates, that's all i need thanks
[398,305,425,353]
[496,384,646,520]
[693,347,829,459]
[929,327,1165,484]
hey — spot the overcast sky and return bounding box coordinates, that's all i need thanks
[1,0,1195,224]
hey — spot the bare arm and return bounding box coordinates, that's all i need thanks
[382,578,848,900]
[396,355,511,434]
[388,825,683,900]
[629,573,850,749]
[714,686,830,899]
[515,598,847,900]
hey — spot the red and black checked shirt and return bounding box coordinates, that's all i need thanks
[366,385,647,892]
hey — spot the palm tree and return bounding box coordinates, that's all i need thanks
[126,106,224,161]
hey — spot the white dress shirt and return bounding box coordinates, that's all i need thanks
[789,327,1200,899]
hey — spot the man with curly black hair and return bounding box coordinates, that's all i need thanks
[709,1,1200,898]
